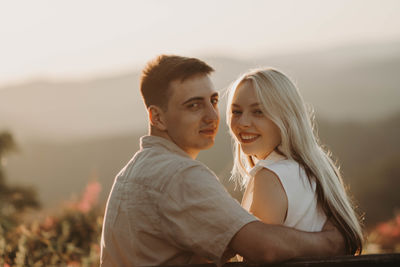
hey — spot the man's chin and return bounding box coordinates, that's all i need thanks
[200,138,215,150]
[190,136,216,152]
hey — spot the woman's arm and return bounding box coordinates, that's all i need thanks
[250,168,288,224]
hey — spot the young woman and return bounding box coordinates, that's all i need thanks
[226,68,363,254]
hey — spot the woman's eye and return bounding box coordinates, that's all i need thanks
[253,109,263,115]
[211,98,219,105]
[232,110,242,115]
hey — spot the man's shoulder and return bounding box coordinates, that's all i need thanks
[139,146,202,169]
[117,146,215,190]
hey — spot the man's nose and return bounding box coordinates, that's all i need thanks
[204,104,219,123]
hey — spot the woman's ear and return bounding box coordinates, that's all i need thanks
[148,105,167,131]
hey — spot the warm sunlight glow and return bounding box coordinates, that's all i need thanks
[0,0,400,87]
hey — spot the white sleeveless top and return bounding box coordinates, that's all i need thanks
[241,151,327,232]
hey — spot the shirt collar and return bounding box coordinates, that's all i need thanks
[140,135,192,159]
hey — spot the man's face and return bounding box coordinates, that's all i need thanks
[163,74,219,159]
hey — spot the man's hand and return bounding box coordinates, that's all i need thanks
[321,219,346,255]
[229,219,347,264]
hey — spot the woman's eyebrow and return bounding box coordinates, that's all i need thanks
[231,103,260,107]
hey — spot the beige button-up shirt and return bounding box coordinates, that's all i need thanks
[100,135,257,266]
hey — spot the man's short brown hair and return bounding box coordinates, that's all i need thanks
[140,55,214,110]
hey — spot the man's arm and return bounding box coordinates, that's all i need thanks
[229,220,345,264]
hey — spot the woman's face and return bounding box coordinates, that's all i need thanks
[230,81,281,160]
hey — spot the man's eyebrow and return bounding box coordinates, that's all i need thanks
[181,97,204,105]
[181,92,219,105]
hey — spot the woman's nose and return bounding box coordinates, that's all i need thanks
[237,112,251,128]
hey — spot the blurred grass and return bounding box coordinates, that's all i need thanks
[1,182,399,266]
[0,181,102,266]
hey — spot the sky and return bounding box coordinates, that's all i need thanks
[1,0,400,87]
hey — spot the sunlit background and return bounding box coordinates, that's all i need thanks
[0,0,400,264]
[1,0,400,86]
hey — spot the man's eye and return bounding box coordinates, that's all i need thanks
[187,103,200,109]
[211,98,219,105]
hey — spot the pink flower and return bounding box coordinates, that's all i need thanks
[77,180,102,213]
[67,261,81,267]
[396,214,400,226]
[42,216,55,230]
[377,221,400,238]
[377,222,393,236]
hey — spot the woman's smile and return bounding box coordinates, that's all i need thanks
[239,132,260,143]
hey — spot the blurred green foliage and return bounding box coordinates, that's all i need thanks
[0,205,102,266]
[0,132,40,232]
[0,131,102,265]
[364,213,400,254]
[1,130,399,265]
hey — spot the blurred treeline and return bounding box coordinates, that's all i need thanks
[1,132,102,266]
[0,132,40,230]
[5,114,400,227]
[1,122,400,264]
[317,114,400,226]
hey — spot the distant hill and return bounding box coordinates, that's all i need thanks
[1,41,400,142]
[316,113,400,226]
[3,113,400,226]
[1,41,400,227]
[248,41,400,121]
[0,73,145,141]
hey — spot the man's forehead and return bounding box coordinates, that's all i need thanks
[169,75,217,102]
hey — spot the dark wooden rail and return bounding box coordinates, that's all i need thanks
[165,254,400,267]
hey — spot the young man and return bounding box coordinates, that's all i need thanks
[100,55,344,266]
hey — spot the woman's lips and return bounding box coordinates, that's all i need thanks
[239,133,260,143]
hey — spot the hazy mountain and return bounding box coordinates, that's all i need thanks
[3,113,400,226]
[1,41,400,226]
[316,113,400,226]
[1,41,400,142]
[0,73,145,141]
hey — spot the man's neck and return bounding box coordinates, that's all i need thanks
[148,129,198,159]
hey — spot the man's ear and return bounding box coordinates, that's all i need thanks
[148,105,167,131]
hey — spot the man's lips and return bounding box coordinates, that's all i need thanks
[239,133,260,143]
[199,128,217,135]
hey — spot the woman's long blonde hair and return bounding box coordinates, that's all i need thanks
[226,68,363,254]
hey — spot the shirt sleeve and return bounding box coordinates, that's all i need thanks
[158,164,258,263]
